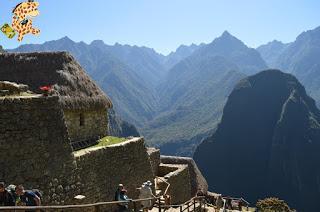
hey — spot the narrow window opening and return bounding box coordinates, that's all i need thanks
[80,113,85,126]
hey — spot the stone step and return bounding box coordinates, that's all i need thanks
[71,137,99,151]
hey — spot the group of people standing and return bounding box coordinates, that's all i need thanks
[1,180,156,211]
[114,180,156,212]
[0,182,41,208]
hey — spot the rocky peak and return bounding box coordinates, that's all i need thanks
[194,69,320,211]
[90,40,106,47]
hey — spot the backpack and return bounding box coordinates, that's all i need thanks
[31,189,42,200]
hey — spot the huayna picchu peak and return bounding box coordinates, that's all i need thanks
[194,69,320,211]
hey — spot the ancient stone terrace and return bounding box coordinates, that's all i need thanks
[0,52,209,209]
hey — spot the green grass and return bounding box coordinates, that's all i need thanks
[94,136,127,147]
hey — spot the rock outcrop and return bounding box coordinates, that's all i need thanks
[194,69,320,211]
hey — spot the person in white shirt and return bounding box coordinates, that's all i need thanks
[138,181,156,212]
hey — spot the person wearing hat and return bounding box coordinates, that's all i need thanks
[114,184,124,202]
[118,188,131,212]
[138,180,156,212]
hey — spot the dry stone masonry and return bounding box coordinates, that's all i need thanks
[74,138,155,203]
[0,95,79,204]
[64,109,108,142]
[0,94,156,205]
[0,52,210,207]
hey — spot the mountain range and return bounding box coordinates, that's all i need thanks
[257,26,320,107]
[8,31,264,155]
[7,26,320,157]
[194,70,320,211]
[146,31,266,155]
[256,40,290,68]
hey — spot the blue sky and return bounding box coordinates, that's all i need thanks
[0,0,319,54]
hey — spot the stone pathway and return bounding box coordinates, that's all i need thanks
[149,203,215,211]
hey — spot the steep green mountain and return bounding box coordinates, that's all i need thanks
[9,37,158,127]
[194,70,320,211]
[194,31,268,75]
[144,56,245,155]
[164,44,203,70]
[274,26,320,106]
[142,31,266,155]
[108,108,140,137]
[257,40,290,68]
[91,41,167,87]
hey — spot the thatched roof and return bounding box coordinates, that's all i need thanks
[0,52,112,110]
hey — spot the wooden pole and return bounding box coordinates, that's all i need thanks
[133,201,137,212]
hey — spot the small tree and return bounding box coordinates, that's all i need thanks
[256,197,294,212]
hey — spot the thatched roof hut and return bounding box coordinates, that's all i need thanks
[0,52,112,110]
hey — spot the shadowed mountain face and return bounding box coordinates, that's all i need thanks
[194,70,320,211]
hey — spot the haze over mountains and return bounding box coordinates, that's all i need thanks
[8,26,320,156]
[194,70,320,211]
[148,31,266,154]
[257,26,320,107]
[257,40,290,68]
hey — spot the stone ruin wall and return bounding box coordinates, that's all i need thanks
[0,96,155,206]
[161,156,209,196]
[64,109,108,142]
[147,148,161,177]
[158,164,192,204]
[74,137,155,204]
[0,96,79,205]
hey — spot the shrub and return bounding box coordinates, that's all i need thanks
[256,197,294,212]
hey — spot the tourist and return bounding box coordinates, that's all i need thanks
[114,184,124,201]
[139,181,156,212]
[0,182,15,206]
[225,197,233,210]
[118,188,131,212]
[15,185,41,211]
[215,195,223,211]
[196,189,205,197]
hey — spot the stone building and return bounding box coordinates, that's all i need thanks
[0,52,208,207]
[0,52,112,149]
